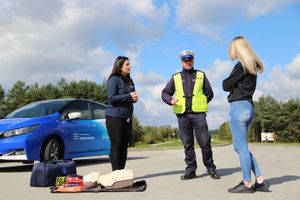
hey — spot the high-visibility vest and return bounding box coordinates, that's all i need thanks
[173,71,208,114]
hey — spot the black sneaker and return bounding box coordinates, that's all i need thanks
[180,172,196,180]
[253,180,271,192]
[207,169,221,179]
[228,181,255,193]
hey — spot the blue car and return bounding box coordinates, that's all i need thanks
[0,99,110,161]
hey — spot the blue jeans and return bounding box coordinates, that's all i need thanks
[229,100,262,181]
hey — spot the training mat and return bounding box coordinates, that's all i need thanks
[50,180,147,193]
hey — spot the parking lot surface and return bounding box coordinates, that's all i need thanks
[0,144,299,200]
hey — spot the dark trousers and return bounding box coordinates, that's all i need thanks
[106,115,132,171]
[177,113,216,174]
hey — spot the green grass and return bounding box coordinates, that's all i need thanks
[211,138,231,145]
[129,139,299,150]
[130,139,182,149]
[129,138,230,150]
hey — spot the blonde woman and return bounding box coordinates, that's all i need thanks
[223,36,270,193]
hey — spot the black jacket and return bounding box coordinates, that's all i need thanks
[161,67,214,114]
[106,75,135,118]
[222,62,257,103]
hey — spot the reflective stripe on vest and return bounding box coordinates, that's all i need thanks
[173,71,208,114]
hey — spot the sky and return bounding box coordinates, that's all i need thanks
[0,0,300,129]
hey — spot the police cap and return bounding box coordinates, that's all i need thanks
[178,50,195,61]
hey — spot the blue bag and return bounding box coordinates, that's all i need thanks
[30,160,76,187]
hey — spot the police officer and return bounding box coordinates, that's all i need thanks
[161,50,220,180]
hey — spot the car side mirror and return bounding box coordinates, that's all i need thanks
[67,112,82,120]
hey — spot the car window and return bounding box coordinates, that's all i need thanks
[60,101,92,120]
[91,102,107,119]
[5,100,71,118]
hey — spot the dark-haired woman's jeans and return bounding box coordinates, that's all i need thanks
[106,115,132,171]
[229,100,262,181]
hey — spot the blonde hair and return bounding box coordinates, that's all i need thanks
[229,36,264,75]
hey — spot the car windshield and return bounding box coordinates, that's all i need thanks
[5,100,72,118]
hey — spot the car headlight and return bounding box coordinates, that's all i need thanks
[3,125,39,138]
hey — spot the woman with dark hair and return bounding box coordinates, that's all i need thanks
[106,56,138,171]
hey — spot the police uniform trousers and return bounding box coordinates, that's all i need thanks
[177,113,216,174]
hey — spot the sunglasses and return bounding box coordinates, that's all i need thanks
[182,59,194,62]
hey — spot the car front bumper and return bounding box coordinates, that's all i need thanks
[0,149,27,161]
[0,134,29,161]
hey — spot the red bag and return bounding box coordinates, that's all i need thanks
[65,175,83,186]
[54,184,83,193]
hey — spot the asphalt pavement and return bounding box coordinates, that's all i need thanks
[0,144,299,200]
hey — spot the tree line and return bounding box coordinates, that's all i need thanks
[0,79,179,146]
[1,80,299,144]
[0,79,107,117]
[212,95,300,143]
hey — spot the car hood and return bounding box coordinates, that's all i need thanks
[0,116,50,132]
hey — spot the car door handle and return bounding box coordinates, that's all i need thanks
[89,124,96,128]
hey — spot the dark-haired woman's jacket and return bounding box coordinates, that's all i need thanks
[106,75,135,118]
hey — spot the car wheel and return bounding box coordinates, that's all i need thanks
[42,138,63,161]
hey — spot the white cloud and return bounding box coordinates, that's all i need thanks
[286,53,300,78]
[133,70,165,86]
[175,0,297,38]
[207,88,229,130]
[205,59,232,83]
[205,60,232,129]
[207,110,229,130]
[0,0,169,89]
[126,69,177,127]
[245,0,298,18]
[257,55,300,100]
[134,96,177,127]
[132,70,166,101]
[253,89,265,101]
